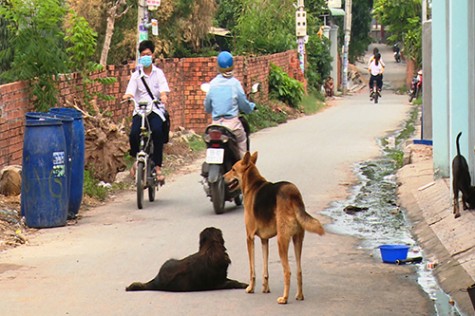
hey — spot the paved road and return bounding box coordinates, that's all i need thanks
[0,47,435,315]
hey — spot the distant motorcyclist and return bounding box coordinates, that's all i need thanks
[204,51,255,158]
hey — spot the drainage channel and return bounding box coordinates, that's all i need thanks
[321,136,460,316]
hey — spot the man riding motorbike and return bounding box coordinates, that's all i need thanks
[204,51,255,158]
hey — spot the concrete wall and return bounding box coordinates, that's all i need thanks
[0,50,304,167]
[421,21,432,140]
[432,0,475,180]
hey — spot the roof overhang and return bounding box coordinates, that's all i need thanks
[329,8,345,16]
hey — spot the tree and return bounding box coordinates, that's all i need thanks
[348,0,372,62]
[64,10,117,112]
[373,0,422,65]
[0,0,68,111]
[234,0,295,54]
[0,11,13,84]
[100,0,130,65]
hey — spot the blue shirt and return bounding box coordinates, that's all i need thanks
[204,74,255,120]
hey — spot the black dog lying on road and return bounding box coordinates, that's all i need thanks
[452,132,475,218]
[126,227,247,292]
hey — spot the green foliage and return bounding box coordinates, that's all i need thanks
[0,15,13,84]
[65,10,98,72]
[335,0,372,63]
[215,0,242,31]
[188,134,207,152]
[305,35,333,93]
[269,64,304,108]
[348,0,372,62]
[243,102,288,132]
[83,169,109,201]
[64,10,116,112]
[0,0,68,111]
[301,92,327,115]
[373,0,422,66]
[234,0,294,54]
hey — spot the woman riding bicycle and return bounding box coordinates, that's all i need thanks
[368,53,384,100]
[123,40,170,182]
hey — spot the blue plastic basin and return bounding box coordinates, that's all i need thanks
[379,244,409,263]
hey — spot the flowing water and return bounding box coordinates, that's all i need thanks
[321,136,461,316]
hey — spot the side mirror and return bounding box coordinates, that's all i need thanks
[251,83,260,94]
[200,83,210,93]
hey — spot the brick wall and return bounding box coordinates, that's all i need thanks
[0,50,303,167]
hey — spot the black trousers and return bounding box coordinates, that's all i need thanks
[129,112,164,167]
[369,74,383,91]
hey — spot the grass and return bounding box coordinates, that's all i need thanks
[300,92,327,114]
[385,104,420,169]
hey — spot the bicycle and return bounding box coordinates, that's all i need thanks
[370,77,381,104]
[126,99,161,209]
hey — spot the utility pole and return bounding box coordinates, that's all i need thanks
[136,0,160,62]
[422,0,427,22]
[342,0,352,94]
[295,0,307,74]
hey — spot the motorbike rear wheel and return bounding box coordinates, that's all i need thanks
[136,161,145,209]
[210,175,225,214]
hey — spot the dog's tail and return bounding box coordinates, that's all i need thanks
[296,206,325,236]
[456,132,462,156]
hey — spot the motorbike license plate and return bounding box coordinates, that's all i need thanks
[206,148,224,164]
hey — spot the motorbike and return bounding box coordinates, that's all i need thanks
[409,70,423,102]
[393,43,401,63]
[200,82,259,214]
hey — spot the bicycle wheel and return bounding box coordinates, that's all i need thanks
[136,161,145,209]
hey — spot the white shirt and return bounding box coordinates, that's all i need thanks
[369,60,384,76]
[125,65,170,117]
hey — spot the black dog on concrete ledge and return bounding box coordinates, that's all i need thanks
[452,132,475,218]
[126,227,247,292]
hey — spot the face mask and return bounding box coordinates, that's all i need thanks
[139,55,153,68]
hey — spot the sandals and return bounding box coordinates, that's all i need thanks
[154,166,165,184]
[130,162,165,183]
[130,161,137,178]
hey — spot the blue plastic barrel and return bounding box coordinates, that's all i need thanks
[21,118,68,228]
[49,108,85,218]
[25,112,73,218]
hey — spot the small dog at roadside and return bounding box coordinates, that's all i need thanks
[224,152,325,304]
[126,227,247,292]
[452,132,475,218]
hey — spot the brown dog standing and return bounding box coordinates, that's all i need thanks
[224,152,324,304]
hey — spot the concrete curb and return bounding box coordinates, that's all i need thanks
[397,143,475,315]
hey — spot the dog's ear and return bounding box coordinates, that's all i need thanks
[250,151,258,164]
[242,152,251,166]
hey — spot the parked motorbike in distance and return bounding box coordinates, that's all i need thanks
[200,82,260,214]
[409,70,423,102]
[393,43,401,63]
